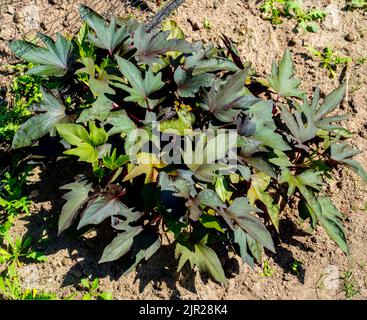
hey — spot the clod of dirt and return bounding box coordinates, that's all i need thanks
[187,18,202,31]
[345,33,357,42]
[288,36,302,46]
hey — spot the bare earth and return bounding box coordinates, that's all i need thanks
[1,0,367,300]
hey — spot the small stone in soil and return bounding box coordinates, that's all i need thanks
[288,37,302,46]
[345,33,357,42]
[187,18,202,31]
[30,189,40,199]
[213,0,220,9]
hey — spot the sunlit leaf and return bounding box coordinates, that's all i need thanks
[10,33,73,77]
[268,49,303,98]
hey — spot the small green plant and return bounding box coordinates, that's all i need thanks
[0,232,47,271]
[0,164,32,239]
[9,63,43,109]
[290,259,302,276]
[260,0,285,24]
[260,0,327,32]
[340,271,360,299]
[80,278,113,300]
[309,47,352,78]
[0,272,57,300]
[261,259,274,277]
[0,63,42,141]
[347,0,367,10]
[203,18,213,30]
[356,56,367,66]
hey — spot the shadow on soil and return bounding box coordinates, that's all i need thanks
[21,158,312,296]
[268,218,314,284]
[20,158,201,298]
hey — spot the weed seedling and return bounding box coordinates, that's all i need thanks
[203,18,213,30]
[340,271,360,299]
[0,165,33,235]
[0,232,47,271]
[290,259,302,276]
[0,271,57,300]
[356,56,367,66]
[260,0,327,32]
[80,278,113,300]
[347,0,367,10]
[261,260,275,277]
[309,47,351,78]
[0,63,42,141]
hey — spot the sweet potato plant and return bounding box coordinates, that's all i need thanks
[8,5,367,283]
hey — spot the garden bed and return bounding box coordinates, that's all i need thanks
[1,0,367,300]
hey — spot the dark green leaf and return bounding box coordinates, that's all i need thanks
[12,89,70,149]
[59,181,93,234]
[114,56,165,109]
[78,196,130,229]
[185,45,240,75]
[331,143,367,183]
[246,100,291,152]
[79,5,130,54]
[105,110,136,136]
[268,49,303,98]
[201,69,251,122]
[247,172,280,231]
[233,227,254,267]
[77,95,114,123]
[226,197,275,253]
[99,226,143,263]
[174,66,214,98]
[280,83,347,147]
[175,235,227,283]
[133,24,197,66]
[10,33,73,77]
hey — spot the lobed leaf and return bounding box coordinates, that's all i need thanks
[226,197,275,252]
[247,172,280,231]
[114,56,165,109]
[133,24,198,66]
[175,235,227,283]
[12,89,70,149]
[280,83,347,148]
[331,143,367,183]
[78,196,131,229]
[268,49,303,98]
[10,33,73,77]
[79,5,130,54]
[58,181,93,234]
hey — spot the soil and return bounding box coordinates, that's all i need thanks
[1,0,367,300]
